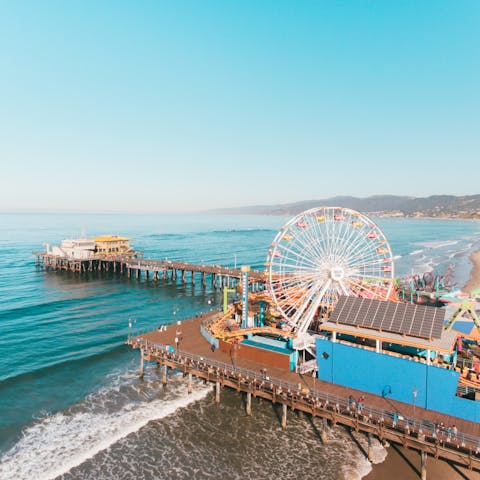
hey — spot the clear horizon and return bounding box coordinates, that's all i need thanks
[1,1,479,213]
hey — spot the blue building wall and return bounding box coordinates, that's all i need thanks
[315,337,480,423]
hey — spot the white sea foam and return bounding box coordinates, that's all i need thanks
[409,249,423,256]
[0,377,211,480]
[419,240,459,249]
[341,431,388,480]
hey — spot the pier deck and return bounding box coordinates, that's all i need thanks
[128,312,480,474]
[34,252,266,286]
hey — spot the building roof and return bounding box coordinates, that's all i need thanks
[321,296,456,353]
[452,320,476,335]
[330,296,445,340]
[92,235,131,243]
[320,320,457,353]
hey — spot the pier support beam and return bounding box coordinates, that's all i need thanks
[215,381,221,404]
[281,403,287,430]
[187,372,193,394]
[139,348,144,379]
[421,451,427,480]
[162,365,168,386]
[321,418,329,445]
[246,392,252,416]
[367,433,374,462]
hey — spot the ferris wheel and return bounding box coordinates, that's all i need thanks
[266,206,395,334]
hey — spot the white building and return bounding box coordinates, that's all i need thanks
[49,238,96,259]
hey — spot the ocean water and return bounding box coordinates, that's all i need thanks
[0,213,479,480]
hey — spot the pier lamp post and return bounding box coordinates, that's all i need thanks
[413,386,418,430]
[234,254,237,269]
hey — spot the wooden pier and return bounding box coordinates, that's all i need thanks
[128,312,480,478]
[34,252,266,290]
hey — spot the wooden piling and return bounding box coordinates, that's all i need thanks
[321,417,329,445]
[421,451,427,480]
[246,392,252,416]
[281,403,287,429]
[187,372,193,394]
[162,365,168,385]
[139,348,144,379]
[367,432,374,462]
[215,381,221,403]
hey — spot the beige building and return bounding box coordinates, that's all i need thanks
[93,235,132,255]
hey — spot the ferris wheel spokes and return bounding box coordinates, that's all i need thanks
[266,206,395,332]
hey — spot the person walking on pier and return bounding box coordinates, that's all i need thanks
[348,395,356,413]
[357,395,365,414]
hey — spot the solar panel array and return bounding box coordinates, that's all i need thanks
[330,296,445,340]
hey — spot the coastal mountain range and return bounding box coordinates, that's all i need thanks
[209,195,480,219]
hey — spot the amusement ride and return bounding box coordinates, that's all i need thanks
[265,206,395,335]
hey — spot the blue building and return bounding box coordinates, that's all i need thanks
[315,296,480,423]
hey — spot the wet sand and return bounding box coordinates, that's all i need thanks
[463,249,480,293]
[366,443,480,480]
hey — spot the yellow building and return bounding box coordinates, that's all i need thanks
[93,235,132,255]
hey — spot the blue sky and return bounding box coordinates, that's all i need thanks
[0,1,479,213]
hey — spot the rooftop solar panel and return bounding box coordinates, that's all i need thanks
[331,296,445,340]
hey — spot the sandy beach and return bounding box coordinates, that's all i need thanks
[366,443,480,480]
[463,249,480,293]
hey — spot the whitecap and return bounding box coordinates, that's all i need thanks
[0,374,211,480]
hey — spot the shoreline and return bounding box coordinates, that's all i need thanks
[462,249,480,293]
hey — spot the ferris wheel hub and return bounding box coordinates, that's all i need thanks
[330,266,345,281]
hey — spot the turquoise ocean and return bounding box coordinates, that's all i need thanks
[0,213,479,480]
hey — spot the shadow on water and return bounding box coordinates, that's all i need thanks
[448,461,473,480]
[347,427,369,460]
[390,443,421,478]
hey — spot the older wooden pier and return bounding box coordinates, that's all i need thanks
[128,312,480,478]
[34,252,266,290]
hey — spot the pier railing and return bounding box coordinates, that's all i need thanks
[128,336,480,456]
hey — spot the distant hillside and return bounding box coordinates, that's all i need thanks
[209,195,480,219]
